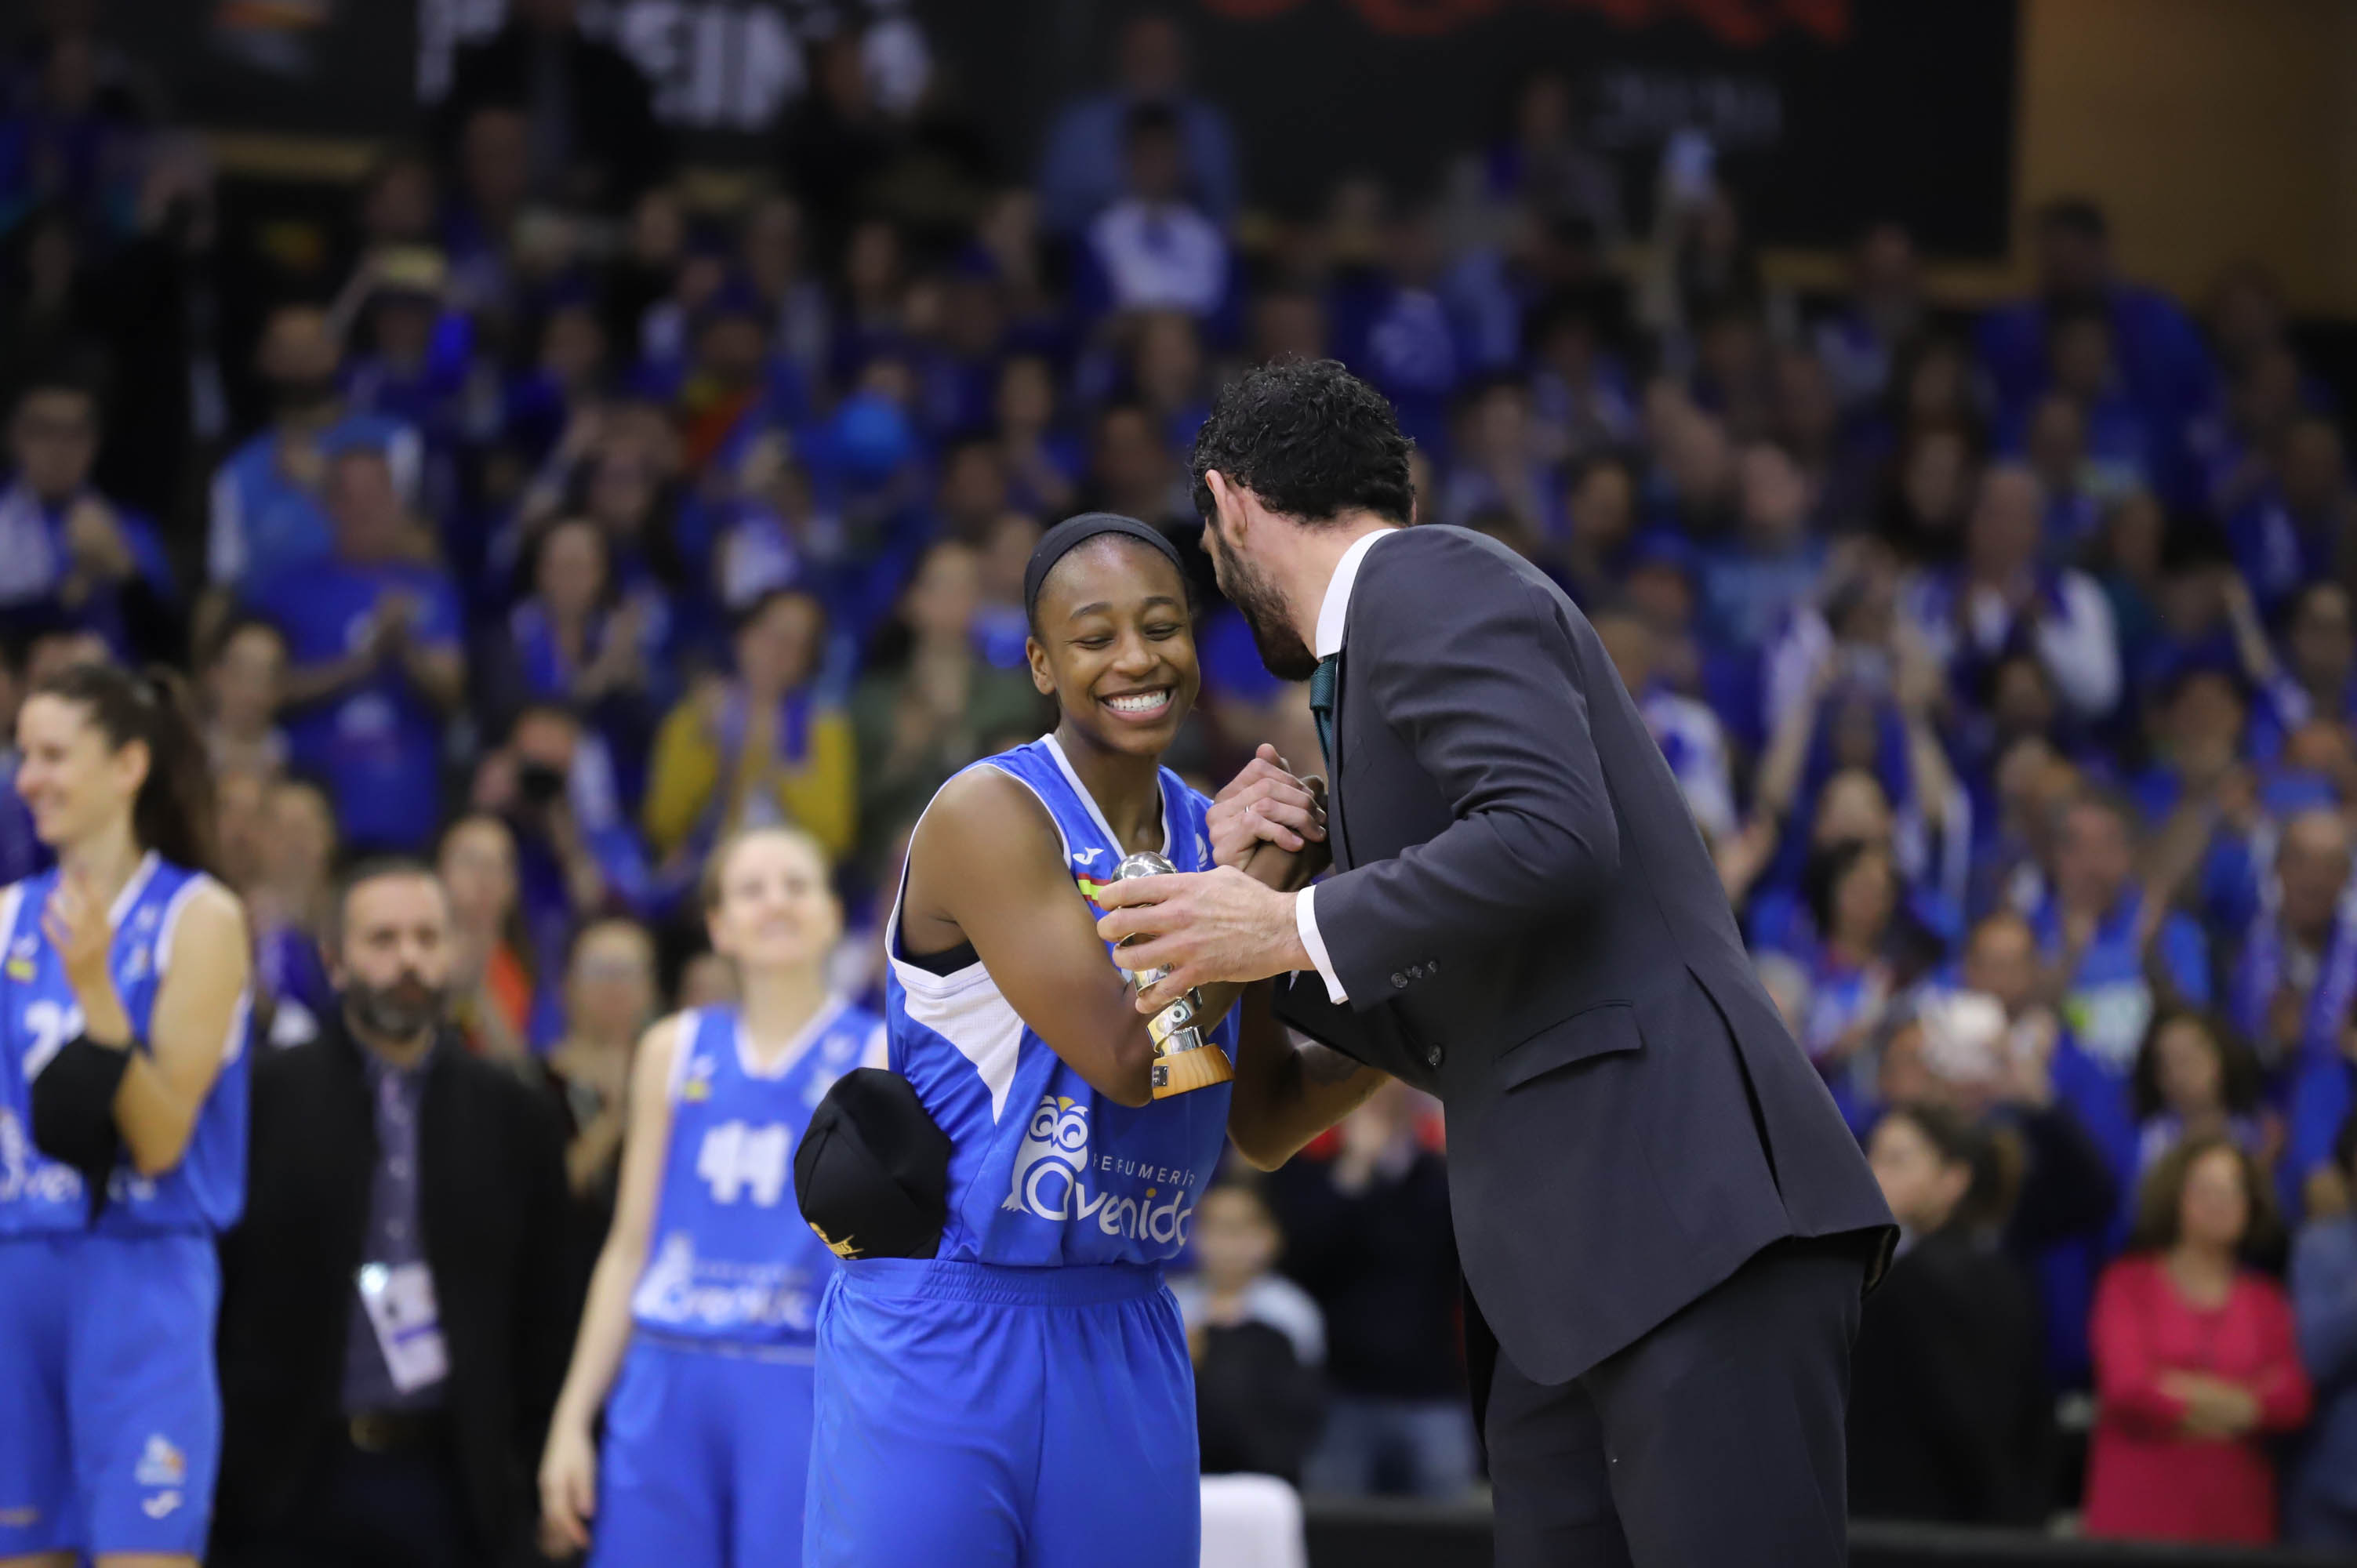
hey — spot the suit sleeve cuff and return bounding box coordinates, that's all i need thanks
[1295,885,1349,1005]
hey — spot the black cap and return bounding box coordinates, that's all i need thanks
[794,1069,950,1262]
[1022,512,1187,625]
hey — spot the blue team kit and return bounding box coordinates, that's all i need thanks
[594,998,878,1568]
[0,855,249,1559]
[804,735,1234,1568]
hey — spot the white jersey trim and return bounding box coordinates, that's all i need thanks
[1041,731,1171,860]
[154,871,251,1065]
[735,996,850,1081]
[108,852,161,927]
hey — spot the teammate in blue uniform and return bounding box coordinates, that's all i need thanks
[0,662,253,1566]
[539,826,883,1566]
[804,514,1384,1567]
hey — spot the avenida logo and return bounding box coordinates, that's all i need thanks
[1003,1095,1090,1214]
[1000,1094,1197,1244]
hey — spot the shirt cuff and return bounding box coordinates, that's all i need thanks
[1295,885,1349,1005]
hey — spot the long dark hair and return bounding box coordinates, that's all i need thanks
[33,662,217,877]
[2129,1009,2262,1124]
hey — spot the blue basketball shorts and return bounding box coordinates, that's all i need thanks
[590,1333,817,1568]
[803,1258,1200,1568]
[0,1230,221,1559]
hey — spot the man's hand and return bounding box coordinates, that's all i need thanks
[1210,745,1327,861]
[1211,744,1329,891]
[1094,866,1312,1012]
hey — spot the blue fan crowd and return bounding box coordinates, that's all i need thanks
[8,0,2357,1548]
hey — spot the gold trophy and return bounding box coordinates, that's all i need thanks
[1113,851,1236,1098]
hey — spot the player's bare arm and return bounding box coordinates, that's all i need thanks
[904,766,1248,1108]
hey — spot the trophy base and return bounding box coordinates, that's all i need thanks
[1151,1044,1236,1099]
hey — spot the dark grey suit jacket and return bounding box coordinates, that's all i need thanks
[1273,525,1894,1387]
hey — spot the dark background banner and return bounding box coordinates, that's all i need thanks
[111,0,2017,256]
[945,0,2024,256]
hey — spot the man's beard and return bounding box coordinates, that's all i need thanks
[344,971,447,1042]
[1215,534,1317,681]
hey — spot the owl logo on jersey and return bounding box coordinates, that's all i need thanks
[1002,1094,1091,1215]
[134,1434,185,1487]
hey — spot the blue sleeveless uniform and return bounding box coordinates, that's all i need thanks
[805,735,1236,1568]
[0,854,251,1559]
[593,1000,880,1568]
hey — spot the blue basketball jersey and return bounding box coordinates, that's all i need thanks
[630,1000,882,1350]
[883,735,1237,1269]
[0,855,251,1237]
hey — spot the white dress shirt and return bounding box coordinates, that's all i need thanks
[1293,527,1399,1004]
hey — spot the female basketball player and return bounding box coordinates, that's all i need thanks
[0,662,253,1568]
[803,513,1385,1568]
[539,826,883,1566]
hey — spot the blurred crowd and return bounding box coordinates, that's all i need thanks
[9,0,2357,1552]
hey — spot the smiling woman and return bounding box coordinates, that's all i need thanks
[797,508,1360,1568]
[0,662,253,1567]
[1022,517,1201,757]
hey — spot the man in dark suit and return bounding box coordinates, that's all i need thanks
[212,859,572,1567]
[1095,358,1897,1565]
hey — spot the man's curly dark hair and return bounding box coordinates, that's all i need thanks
[1189,358,1415,528]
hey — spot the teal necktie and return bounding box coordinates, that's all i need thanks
[1308,654,1338,767]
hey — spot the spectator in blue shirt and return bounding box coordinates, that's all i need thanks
[2228,414,2355,622]
[2126,1011,2272,1221]
[1906,463,2122,723]
[1702,440,1827,652]
[2245,581,2357,759]
[1330,199,1465,459]
[208,303,422,591]
[1037,12,1237,236]
[1084,399,1193,526]
[990,352,1081,520]
[492,515,669,808]
[1975,199,2210,506]
[248,441,464,853]
[340,245,482,532]
[2018,303,2158,501]
[500,294,610,469]
[200,613,290,782]
[932,434,1014,546]
[2022,394,2106,563]
[1527,293,1638,474]
[470,699,650,1049]
[1080,102,1233,325]
[1812,222,1926,415]
[1436,375,1557,542]
[2191,343,2305,524]
[0,376,178,660]
[1130,307,1211,456]
[2287,1112,2357,1549]
[1593,601,1735,845]
[2035,791,2212,1181]
[1558,450,1640,605]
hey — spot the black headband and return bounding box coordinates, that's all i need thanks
[1022,512,1186,623]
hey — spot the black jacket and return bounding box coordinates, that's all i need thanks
[1273,526,1896,1390]
[213,1018,572,1559]
[1847,1225,2052,1525]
